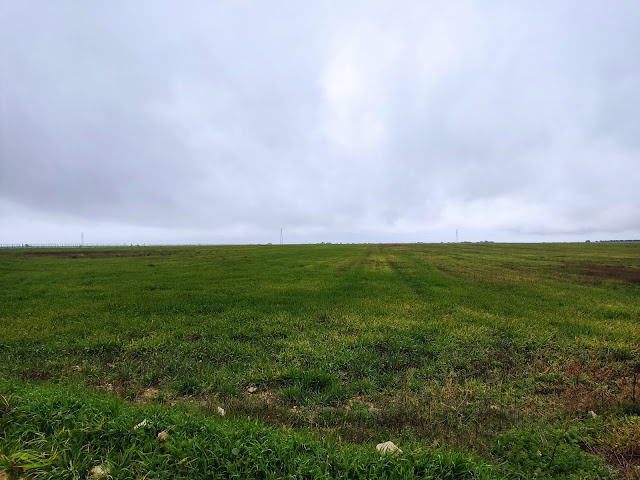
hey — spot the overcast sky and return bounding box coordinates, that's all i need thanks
[1,1,639,245]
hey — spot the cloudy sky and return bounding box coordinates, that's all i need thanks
[1,1,639,245]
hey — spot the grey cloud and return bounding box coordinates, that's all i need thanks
[1,1,639,243]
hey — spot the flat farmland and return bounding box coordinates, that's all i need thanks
[1,243,639,479]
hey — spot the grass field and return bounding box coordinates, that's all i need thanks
[1,243,639,479]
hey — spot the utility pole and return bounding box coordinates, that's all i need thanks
[81,232,84,247]
[280,227,283,245]
[456,229,459,243]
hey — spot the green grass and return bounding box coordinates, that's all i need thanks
[0,382,496,479]
[1,243,639,478]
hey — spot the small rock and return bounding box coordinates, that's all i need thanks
[376,441,403,457]
[71,365,82,372]
[158,431,169,443]
[589,410,598,419]
[217,406,226,416]
[247,386,257,394]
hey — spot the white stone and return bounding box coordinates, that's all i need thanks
[376,441,402,457]
[89,463,109,478]
[247,386,257,394]
[133,419,147,430]
[217,406,226,416]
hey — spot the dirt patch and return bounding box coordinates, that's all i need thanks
[20,370,53,381]
[585,435,640,479]
[23,249,159,259]
[556,357,640,411]
[260,389,277,406]
[135,387,160,403]
[557,263,640,283]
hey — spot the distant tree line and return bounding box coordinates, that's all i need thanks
[591,239,640,243]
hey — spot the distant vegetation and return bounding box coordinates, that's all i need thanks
[594,239,640,243]
[1,243,639,478]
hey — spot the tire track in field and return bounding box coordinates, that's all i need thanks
[381,245,458,302]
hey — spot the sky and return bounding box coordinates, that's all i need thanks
[1,1,639,245]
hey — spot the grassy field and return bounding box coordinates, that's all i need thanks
[1,243,639,479]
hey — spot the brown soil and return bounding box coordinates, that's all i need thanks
[558,263,640,283]
[135,387,159,403]
[22,249,168,259]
